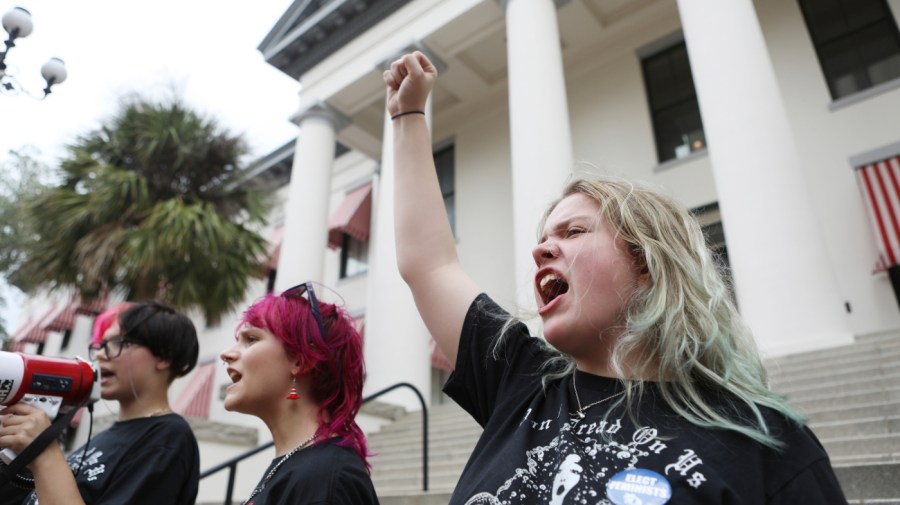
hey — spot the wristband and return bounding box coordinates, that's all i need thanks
[391,110,425,120]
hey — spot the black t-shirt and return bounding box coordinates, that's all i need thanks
[244,438,379,505]
[443,294,847,505]
[17,413,199,505]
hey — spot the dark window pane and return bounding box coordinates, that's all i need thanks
[651,100,705,162]
[642,41,706,163]
[339,233,368,278]
[799,0,900,99]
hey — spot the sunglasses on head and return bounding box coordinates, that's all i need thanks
[281,281,326,340]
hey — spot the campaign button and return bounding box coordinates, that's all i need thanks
[606,468,671,505]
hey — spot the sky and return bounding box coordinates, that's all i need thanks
[1,0,302,334]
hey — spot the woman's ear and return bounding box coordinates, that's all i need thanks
[155,358,173,372]
[289,356,306,376]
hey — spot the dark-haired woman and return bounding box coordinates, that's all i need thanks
[220,282,379,505]
[0,300,201,505]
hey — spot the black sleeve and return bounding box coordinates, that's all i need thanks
[92,426,199,505]
[767,458,848,504]
[443,294,554,427]
[329,463,380,505]
[763,424,848,504]
[259,445,379,505]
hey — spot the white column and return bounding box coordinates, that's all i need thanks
[276,103,348,291]
[502,0,574,307]
[363,83,435,411]
[676,0,851,354]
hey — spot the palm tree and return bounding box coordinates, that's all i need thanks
[10,96,271,322]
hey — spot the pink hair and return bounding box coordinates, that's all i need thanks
[239,292,370,470]
[91,302,133,345]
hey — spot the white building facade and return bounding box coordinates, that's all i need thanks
[254,0,900,409]
[8,0,900,501]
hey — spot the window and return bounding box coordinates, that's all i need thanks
[434,144,456,234]
[692,202,736,303]
[641,41,707,164]
[266,268,277,293]
[340,233,368,278]
[60,329,72,351]
[799,0,900,100]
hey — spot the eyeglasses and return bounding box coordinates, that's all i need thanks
[87,304,164,360]
[281,281,326,340]
[88,336,142,361]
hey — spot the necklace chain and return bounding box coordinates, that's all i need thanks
[242,434,317,505]
[571,373,624,421]
[144,407,172,418]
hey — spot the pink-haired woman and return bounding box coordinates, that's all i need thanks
[220,282,379,505]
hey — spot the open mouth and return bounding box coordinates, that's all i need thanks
[538,272,569,304]
[227,369,242,383]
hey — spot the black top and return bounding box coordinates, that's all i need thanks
[443,294,848,505]
[245,438,379,505]
[14,413,199,505]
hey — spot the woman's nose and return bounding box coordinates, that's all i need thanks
[220,346,237,364]
[532,240,559,265]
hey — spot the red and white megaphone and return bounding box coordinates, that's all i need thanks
[0,351,100,464]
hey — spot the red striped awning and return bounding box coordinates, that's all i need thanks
[76,291,109,316]
[327,183,372,249]
[856,155,900,273]
[14,304,69,344]
[43,296,80,333]
[172,361,216,419]
[10,316,38,343]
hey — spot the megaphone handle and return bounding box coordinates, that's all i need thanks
[0,405,82,486]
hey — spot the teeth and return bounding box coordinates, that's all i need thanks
[540,273,559,290]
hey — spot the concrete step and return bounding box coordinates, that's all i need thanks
[378,492,455,505]
[821,432,900,460]
[382,411,475,431]
[369,427,480,449]
[370,425,482,447]
[371,470,462,492]
[370,443,477,465]
[832,452,900,466]
[810,415,900,439]
[803,399,900,424]
[777,374,900,402]
[371,458,467,479]
[769,332,900,366]
[770,360,900,391]
[769,338,900,376]
[789,386,900,414]
[835,463,900,502]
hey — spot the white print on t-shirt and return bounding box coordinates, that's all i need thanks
[68,446,107,481]
[25,447,107,505]
[465,412,707,505]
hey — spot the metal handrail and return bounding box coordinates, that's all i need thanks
[199,382,428,504]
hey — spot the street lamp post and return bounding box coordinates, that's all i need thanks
[1,6,66,98]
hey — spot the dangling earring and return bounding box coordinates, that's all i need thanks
[286,376,299,400]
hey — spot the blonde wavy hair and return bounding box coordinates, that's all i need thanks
[506,175,802,449]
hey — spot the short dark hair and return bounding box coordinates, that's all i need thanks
[119,300,199,380]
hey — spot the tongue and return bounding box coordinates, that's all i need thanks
[548,279,568,300]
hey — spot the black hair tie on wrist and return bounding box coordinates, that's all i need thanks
[391,110,425,120]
